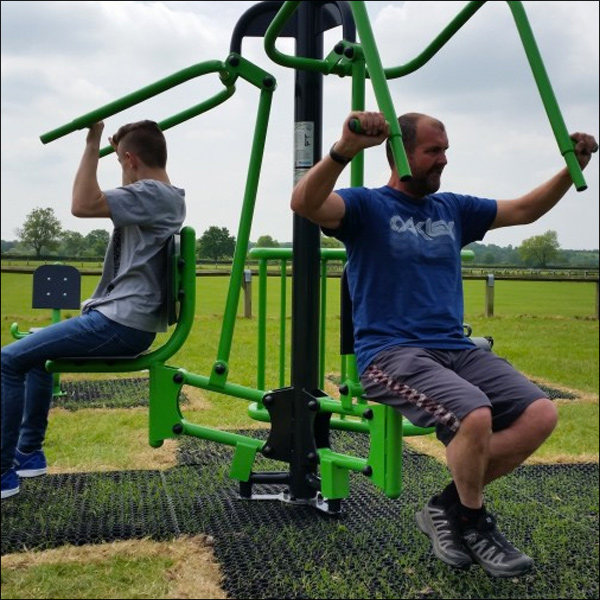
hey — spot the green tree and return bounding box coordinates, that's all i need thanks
[15,207,62,258]
[197,226,236,264]
[321,234,344,248]
[255,235,280,248]
[1,240,18,254]
[482,251,496,265]
[83,229,110,257]
[518,230,560,267]
[59,230,85,257]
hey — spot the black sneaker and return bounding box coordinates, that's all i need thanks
[416,499,472,569]
[461,512,534,578]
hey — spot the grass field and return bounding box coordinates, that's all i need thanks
[2,270,598,447]
[1,271,598,599]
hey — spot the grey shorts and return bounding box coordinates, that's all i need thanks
[360,346,548,446]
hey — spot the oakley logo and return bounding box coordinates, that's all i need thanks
[390,216,455,241]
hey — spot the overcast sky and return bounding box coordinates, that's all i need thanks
[1,1,598,250]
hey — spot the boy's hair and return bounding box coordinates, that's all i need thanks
[112,120,167,168]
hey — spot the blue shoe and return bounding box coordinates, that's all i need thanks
[14,448,47,477]
[1,468,20,499]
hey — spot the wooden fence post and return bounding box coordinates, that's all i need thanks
[243,269,252,318]
[485,274,495,317]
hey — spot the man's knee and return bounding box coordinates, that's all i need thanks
[527,397,558,439]
[459,407,493,438]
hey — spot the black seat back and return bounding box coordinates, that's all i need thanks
[32,264,81,310]
[165,233,182,326]
[340,266,354,355]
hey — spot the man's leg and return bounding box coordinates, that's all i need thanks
[362,348,482,569]
[445,399,557,578]
[485,397,557,483]
[443,398,557,505]
[2,311,155,479]
[1,337,53,476]
[445,407,491,509]
[434,350,557,577]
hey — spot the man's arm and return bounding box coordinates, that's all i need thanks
[72,122,111,218]
[492,132,597,229]
[291,112,389,229]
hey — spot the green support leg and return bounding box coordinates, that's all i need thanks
[148,364,185,448]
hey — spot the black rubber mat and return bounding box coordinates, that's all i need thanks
[2,429,598,599]
[55,376,577,412]
[53,377,188,410]
[53,377,151,410]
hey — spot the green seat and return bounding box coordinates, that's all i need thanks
[46,226,197,447]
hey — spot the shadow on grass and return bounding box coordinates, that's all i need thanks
[2,430,598,600]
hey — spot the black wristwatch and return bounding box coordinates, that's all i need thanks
[329,143,352,166]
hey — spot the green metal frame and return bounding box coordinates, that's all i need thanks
[246,246,474,494]
[44,53,279,482]
[40,0,584,503]
[264,0,587,190]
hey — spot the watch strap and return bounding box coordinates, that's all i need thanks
[329,144,352,166]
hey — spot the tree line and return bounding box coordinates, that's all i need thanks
[1,207,598,269]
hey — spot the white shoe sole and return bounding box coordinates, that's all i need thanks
[16,468,47,478]
[1,487,20,499]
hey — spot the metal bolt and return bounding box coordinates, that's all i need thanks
[214,363,226,375]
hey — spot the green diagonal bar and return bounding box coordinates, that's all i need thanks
[507,2,586,191]
[349,1,410,181]
[40,60,229,144]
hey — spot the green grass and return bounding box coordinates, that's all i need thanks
[2,271,597,470]
[2,271,598,398]
[1,555,173,599]
[464,315,599,394]
[535,401,599,460]
[1,271,598,599]
[464,279,597,318]
[45,409,151,472]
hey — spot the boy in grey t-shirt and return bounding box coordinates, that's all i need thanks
[1,120,185,498]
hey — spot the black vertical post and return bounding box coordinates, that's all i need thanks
[230,1,355,508]
[289,1,323,501]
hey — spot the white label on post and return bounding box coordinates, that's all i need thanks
[294,122,314,168]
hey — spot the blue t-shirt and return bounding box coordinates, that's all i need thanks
[326,186,497,375]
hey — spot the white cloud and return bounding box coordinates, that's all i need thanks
[1,1,598,249]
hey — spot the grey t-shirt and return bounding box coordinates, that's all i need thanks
[82,179,186,332]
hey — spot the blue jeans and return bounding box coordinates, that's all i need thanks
[1,310,155,474]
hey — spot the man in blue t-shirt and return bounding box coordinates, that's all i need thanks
[291,111,597,578]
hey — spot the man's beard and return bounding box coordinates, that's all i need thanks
[406,170,442,197]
